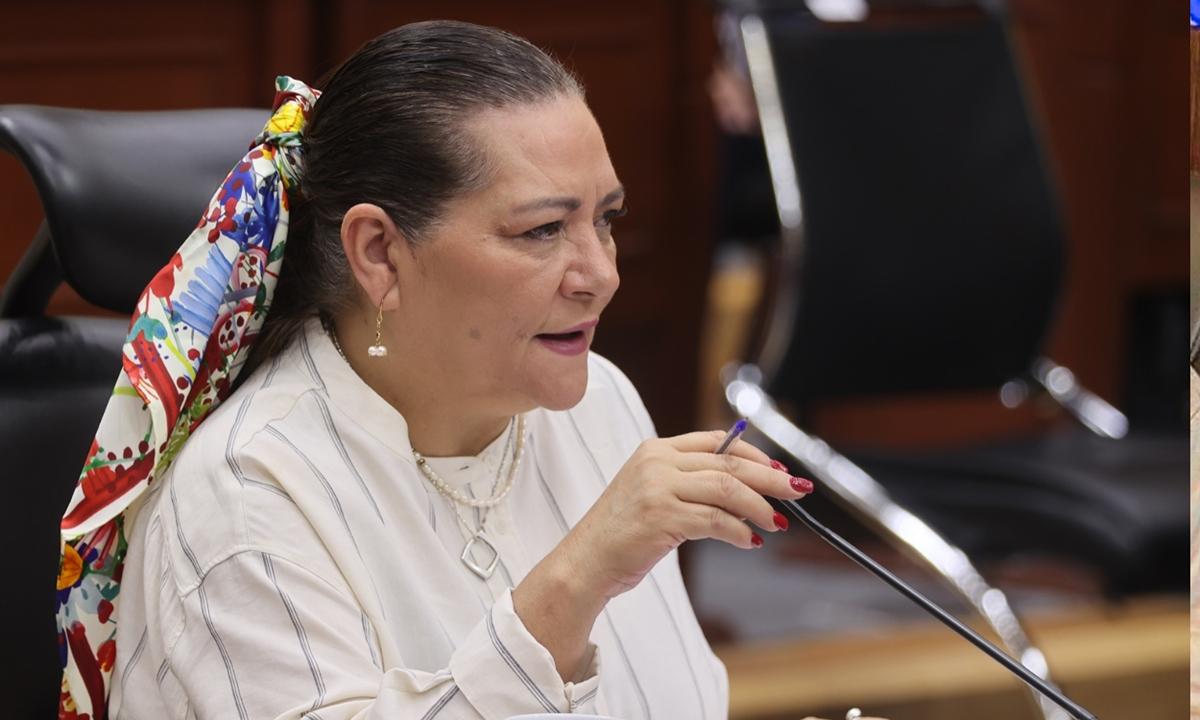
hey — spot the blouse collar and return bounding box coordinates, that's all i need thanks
[299,316,416,463]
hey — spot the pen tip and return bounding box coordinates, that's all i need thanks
[733,419,748,433]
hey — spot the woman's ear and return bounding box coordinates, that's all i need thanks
[340,203,404,309]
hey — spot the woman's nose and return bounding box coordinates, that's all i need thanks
[563,235,619,300]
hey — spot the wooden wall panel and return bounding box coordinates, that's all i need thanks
[1012,0,1186,397]
[1192,28,1200,175]
[1121,5,1187,292]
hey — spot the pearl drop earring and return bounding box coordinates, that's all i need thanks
[368,300,388,358]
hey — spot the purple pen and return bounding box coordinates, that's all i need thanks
[714,418,748,454]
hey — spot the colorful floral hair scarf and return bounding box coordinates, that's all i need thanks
[55,76,319,720]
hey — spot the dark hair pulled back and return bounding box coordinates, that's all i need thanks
[239,20,582,382]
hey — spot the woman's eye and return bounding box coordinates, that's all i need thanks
[596,206,628,229]
[523,221,564,242]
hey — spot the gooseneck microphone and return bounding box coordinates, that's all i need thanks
[778,501,1098,720]
[713,419,1099,720]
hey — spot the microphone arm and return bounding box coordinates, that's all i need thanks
[780,499,1097,720]
[724,365,1092,720]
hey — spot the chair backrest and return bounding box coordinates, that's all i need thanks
[0,105,264,718]
[747,9,1065,408]
[0,106,266,314]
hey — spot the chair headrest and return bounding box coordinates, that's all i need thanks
[0,106,267,313]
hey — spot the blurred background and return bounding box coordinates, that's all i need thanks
[0,1,1188,719]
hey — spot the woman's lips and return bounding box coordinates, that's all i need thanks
[535,330,589,356]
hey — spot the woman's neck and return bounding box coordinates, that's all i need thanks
[404,408,512,458]
[329,313,513,457]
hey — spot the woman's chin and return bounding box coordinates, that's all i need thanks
[528,369,590,412]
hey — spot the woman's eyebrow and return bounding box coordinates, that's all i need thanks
[510,185,625,215]
[598,185,625,207]
[512,196,581,214]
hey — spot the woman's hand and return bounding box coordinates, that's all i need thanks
[563,430,811,598]
[513,430,812,681]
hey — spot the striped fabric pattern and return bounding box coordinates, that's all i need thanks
[109,319,729,719]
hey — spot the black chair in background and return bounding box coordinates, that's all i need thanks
[0,106,264,718]
[717,3,1186,719]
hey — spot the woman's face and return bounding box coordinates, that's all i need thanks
[388,94,622,415]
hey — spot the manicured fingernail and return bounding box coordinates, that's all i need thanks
[770,459,789,472]
[773,511,789,531]
[790,477,814,493]
[750,533,764,548]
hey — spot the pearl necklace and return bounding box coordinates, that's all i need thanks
[413,415,525,508]
[322,315,523,580]
[414,416,525,579]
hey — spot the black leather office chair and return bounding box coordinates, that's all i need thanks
[0,106,264,719]
[748,2,1184,593]
[724,0,1186,593]
[718,5,1184,717]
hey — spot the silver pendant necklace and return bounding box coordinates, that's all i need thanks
[414,415,525,581]
[459,528,501,580]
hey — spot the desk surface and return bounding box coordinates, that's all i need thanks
[716,596,1188,720]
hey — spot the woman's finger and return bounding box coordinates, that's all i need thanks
[673,470,783,532]
[677,501,761,549]
[665,429,776,467]
[675,451,812,499]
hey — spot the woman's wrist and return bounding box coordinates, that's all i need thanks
[513,537,607,681]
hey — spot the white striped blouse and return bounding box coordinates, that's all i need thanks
[110,317,729,719]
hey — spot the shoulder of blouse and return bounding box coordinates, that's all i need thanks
[134,356,337,585]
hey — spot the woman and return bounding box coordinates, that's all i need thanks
[56,21,813,719]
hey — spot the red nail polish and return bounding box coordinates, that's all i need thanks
[790,477,814,494]
[770,459,789,473]
[750,533,764,548]
[773,511,789,531]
